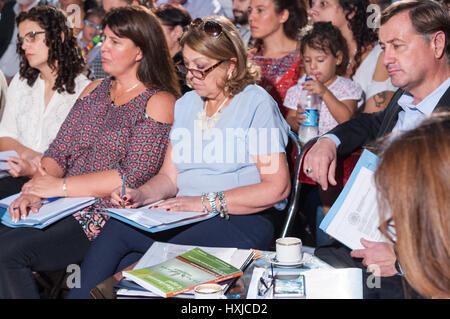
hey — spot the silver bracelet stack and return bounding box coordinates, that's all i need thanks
[201,191,229,220]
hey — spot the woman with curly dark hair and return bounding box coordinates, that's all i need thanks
[309,0,396,113]
[0,6,90,199]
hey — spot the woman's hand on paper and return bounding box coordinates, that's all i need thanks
[21,166,64,198]
[350,238,398,277]
[8,193,42,222]
[150,196,203,213]
[110,186,145,208]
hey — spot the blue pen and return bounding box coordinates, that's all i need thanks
[12,196,61,210]
[122,174,126,198]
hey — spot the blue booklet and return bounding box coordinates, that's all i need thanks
[103,206,218,233]
[0,193,97,229]
[319,149,388,250]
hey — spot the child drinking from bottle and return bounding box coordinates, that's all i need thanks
[284,22,362,136]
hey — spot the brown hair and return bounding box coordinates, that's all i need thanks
[380,0,450,65]
[375,112,450,298]
[103,5,180,97]
[180,15,259,96]
[299,22,349,76]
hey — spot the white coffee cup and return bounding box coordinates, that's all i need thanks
[275,237,302,263]
[194,284,225,299]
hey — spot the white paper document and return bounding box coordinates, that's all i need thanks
[320,150,390,250]
[247,267,362,299]
[106,206,207,228]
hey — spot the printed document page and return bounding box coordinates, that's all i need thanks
[325,167,388,249]
[319,150,390,250]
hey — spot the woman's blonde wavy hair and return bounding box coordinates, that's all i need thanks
[375,112,450,298]
[180,15,260,96]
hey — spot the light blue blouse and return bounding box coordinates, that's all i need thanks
[170,84,290,200]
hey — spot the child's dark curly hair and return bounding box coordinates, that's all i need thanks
[16,6,86,94]
[299,22,349,76]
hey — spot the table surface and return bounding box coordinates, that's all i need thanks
[90,247,333,299]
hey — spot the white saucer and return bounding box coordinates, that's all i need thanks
[267,252,312,268]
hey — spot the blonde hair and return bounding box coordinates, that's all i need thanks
[180,16,259,96]
[375,112,450,298]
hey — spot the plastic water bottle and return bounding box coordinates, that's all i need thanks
[298,77,320,145]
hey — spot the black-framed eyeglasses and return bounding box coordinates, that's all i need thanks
[177,60,225,80]
[84,19,102,32]
[17,31,45,46]
[190,18,223,38]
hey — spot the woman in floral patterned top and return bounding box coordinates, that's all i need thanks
[0,7,180,299]
[248,0,308,118]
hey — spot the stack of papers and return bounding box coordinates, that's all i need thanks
[115,241,255,299]
[247,267,363,299]
[0,193,97,229]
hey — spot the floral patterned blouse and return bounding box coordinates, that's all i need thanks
[44,78,171,240]
[250,48,303,118]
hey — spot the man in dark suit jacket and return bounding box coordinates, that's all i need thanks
[303,0,450,298]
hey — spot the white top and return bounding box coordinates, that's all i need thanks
[352,44,396,102]
[0,73,91,153]
[284,75,363,135]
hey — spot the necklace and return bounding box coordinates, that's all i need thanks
[197,96,230,130]
[111,81,140,106]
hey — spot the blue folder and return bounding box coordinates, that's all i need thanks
[103,210,219,233]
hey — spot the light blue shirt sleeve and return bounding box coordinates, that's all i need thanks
[320,133,341,148]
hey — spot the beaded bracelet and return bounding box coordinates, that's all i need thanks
[200,193,210,214]
[206,192,219,214]
[217,191,229,220]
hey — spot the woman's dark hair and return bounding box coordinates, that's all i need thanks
[273,0,308,40]
[153,3,192,30]
[16,6,86,94]
[254,0,308,50]
[300,22,349,76]
[337,0,378,76]
[103,6,181,98]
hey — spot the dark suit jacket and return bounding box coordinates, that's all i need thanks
[329,85,450,157]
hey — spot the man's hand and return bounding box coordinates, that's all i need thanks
[302,137,338,190]
[351,238,398,277]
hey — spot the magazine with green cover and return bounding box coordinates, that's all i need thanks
[122,247,243,297]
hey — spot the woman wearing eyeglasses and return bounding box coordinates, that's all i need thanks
[0,6,179,299]
[67,15,291,298]
[0,6,91,199]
